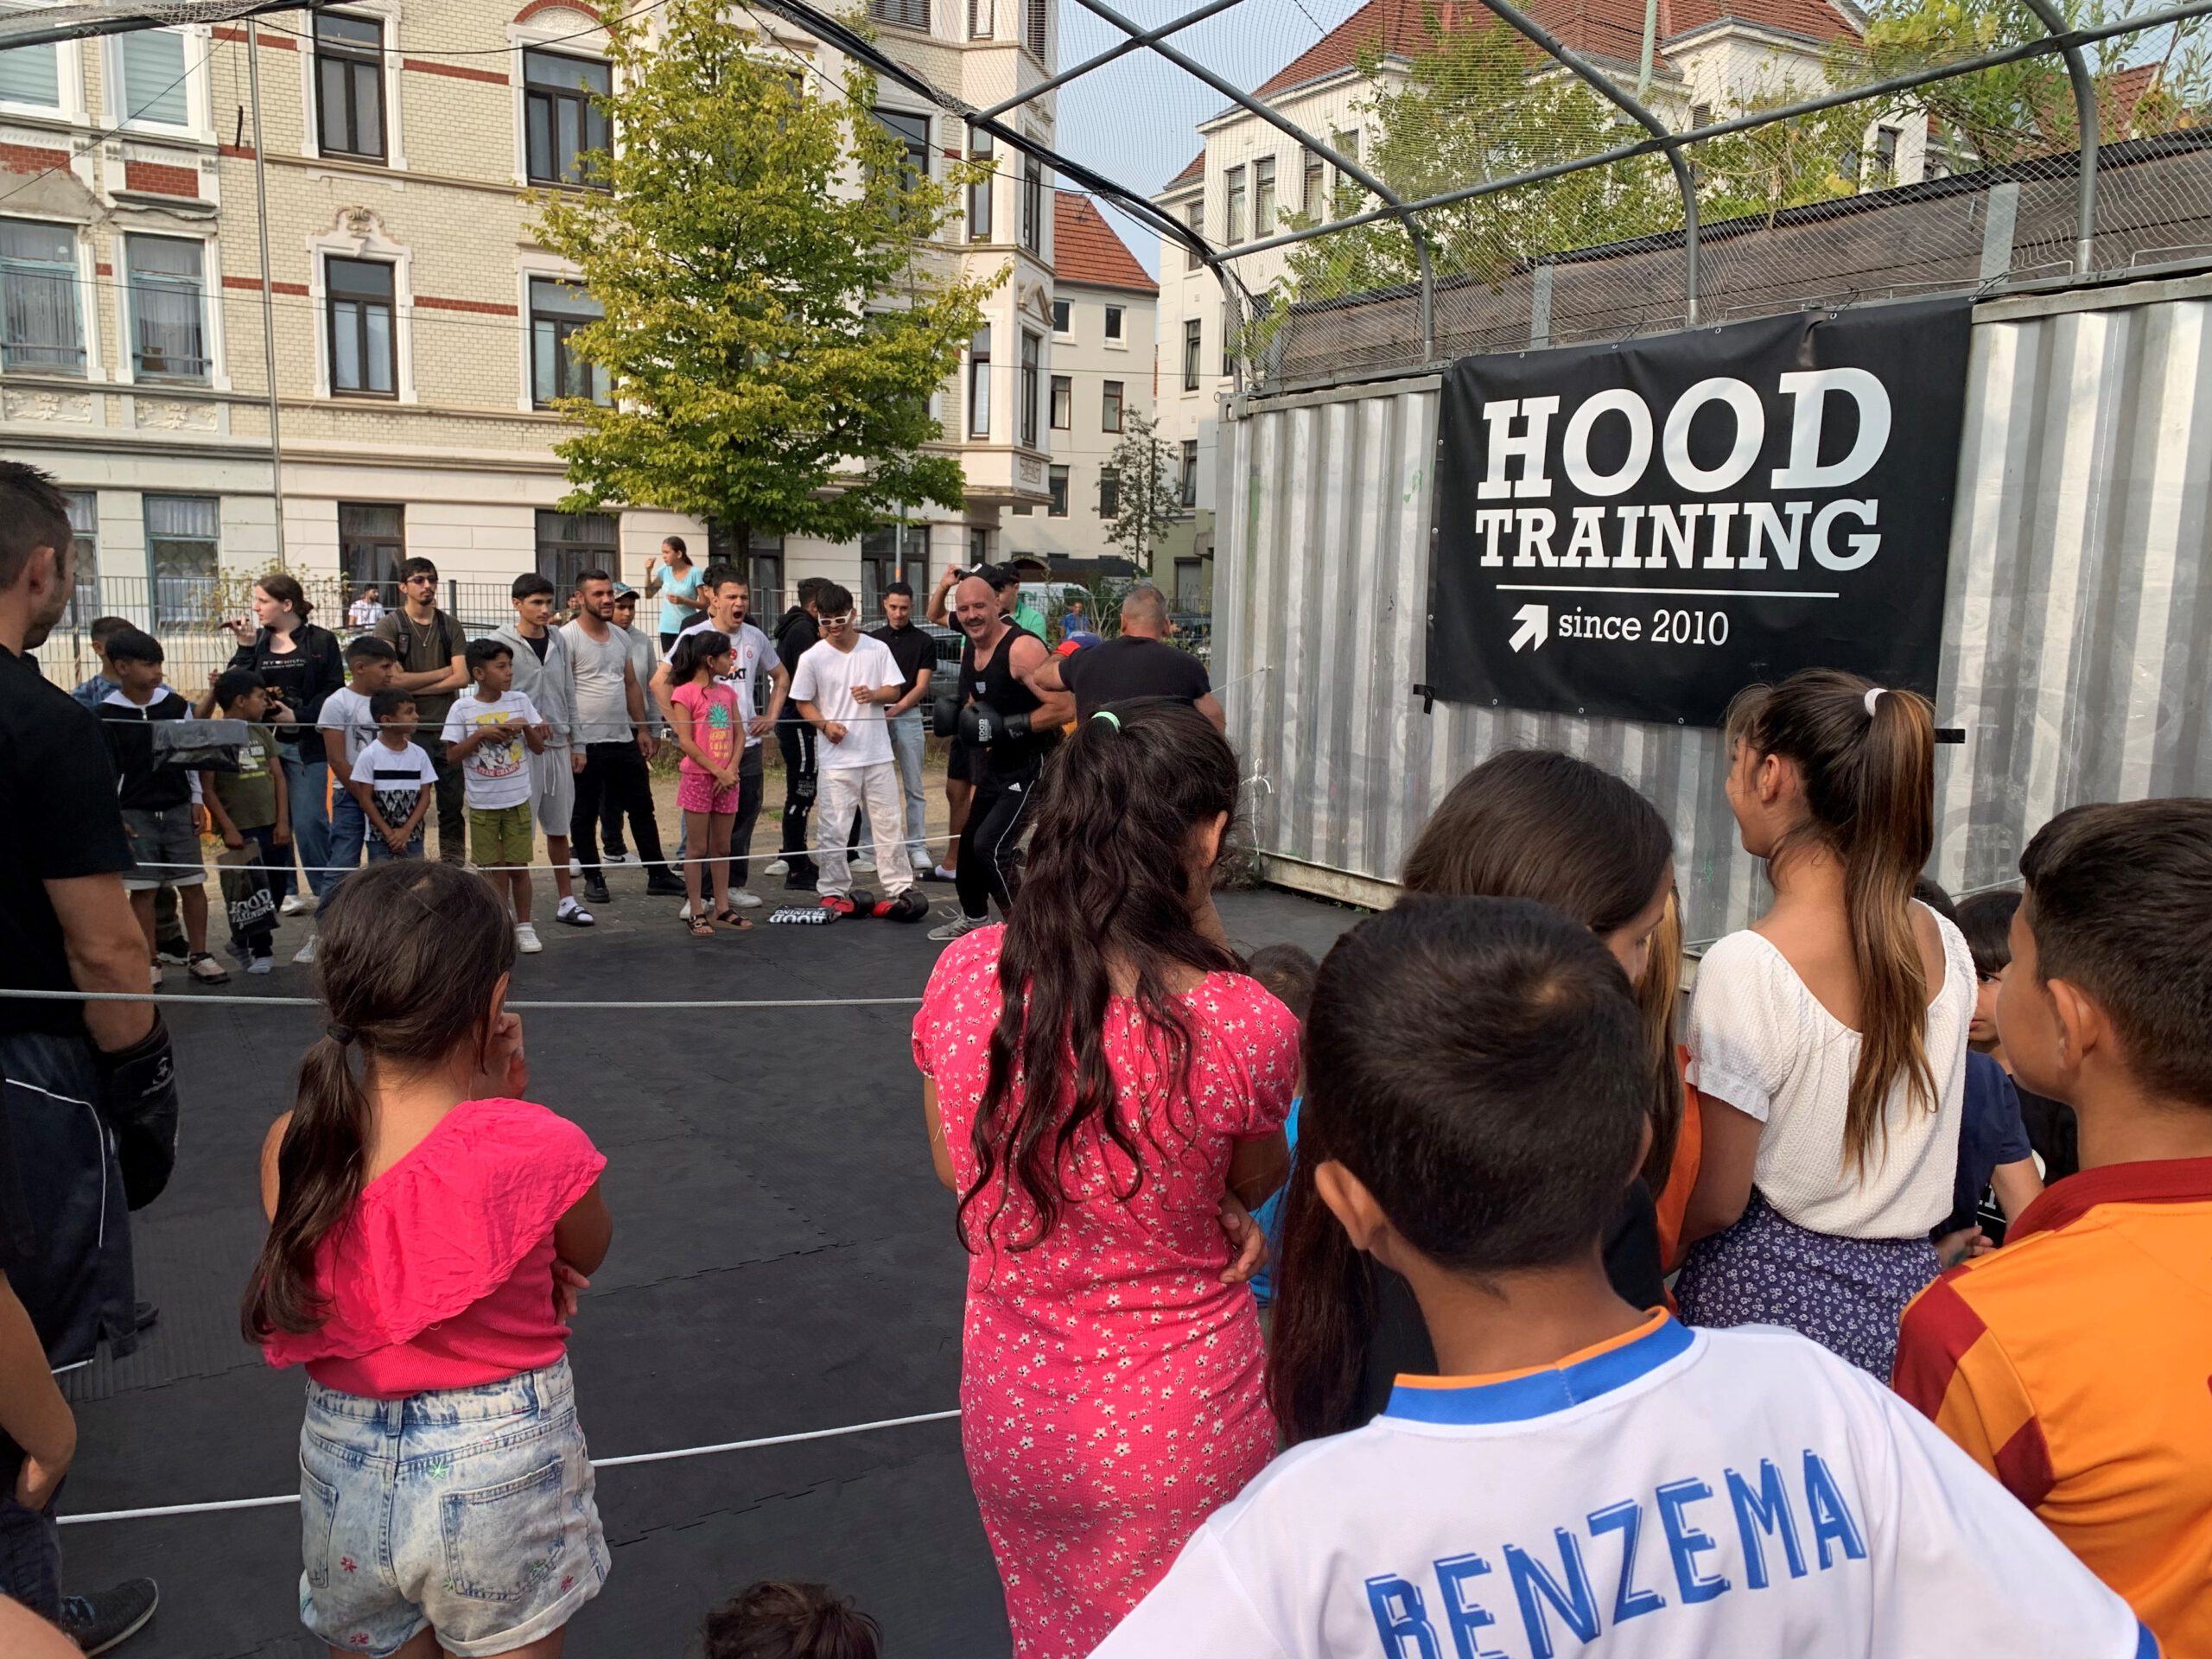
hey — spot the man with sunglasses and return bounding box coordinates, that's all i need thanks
[373,558,468,863]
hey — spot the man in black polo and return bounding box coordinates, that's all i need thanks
[0,461,173,1649]
[1039,583,1225,730]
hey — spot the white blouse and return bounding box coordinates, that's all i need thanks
[1687,905,1974,1238]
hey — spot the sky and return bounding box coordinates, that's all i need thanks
[1043,0,1366,274]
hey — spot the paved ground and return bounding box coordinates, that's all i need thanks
[57,816,1360,1658]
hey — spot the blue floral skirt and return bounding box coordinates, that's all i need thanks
[1674,1191,1939,1379]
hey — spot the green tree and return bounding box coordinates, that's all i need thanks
[1101,410,1179,570]
[532,0,1001,546]
[1693,87,1866,229]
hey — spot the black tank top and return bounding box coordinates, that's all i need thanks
[959,625,1056,783]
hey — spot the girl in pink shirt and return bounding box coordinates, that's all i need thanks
[245,860,613,1658]
[668,629,748,938]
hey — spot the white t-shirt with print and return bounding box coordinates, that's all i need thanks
[440,690,541,810]
[350,740,437,831]
[664,617,775,750]
[788,635,899,771]
[1090,1318,2146,1659]
[317,684,380,772]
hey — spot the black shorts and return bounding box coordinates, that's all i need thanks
[947,733,971,785]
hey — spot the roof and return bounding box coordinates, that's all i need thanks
[1052,192,1159,294]
[1166,149,1206,190]
[1252,0,1857,99]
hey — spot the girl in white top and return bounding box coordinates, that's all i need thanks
[1675,669,1972,1378]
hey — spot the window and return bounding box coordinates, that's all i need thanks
[1052,297,1071,335]
[1101,378,1122,432]
[145,493,218,628]
[1020,156,1044,253]
[1181,318,1201,391]
[1049,372,1071,429]
[870,0,929,26]
[1019,330,1039,448]
[1179,438,1198,507]
[1103,303,1122,341]
[968,126,993,239]
[1174,556,1205,613]
[119,29,189,127]
[859,523,929,616]
[874,107,930,188]
[524,49,611,186]
[1023,0,1046,58]
[62,491,96,625]
[1221,301,1235,376]
[1098,465,1120,518]
[0,221,83,373]
[530,276,609,406]
[967,327,990,436]
[339,502,404,596]
[1331,128,1359,194]
[315,13,385,161]
[0,41,61,109]
[535,509,617,601]
[1224,165,1246,245]
[748,543,785,621]
[1253,156,1276,236]
[1872,124,1901,185]
[125,234,207,382]
[327,256,395,397]
[1185,198,1203,271]
[1046,465,1068,516]
[969,0,993,37]
[1690,102,1713,129]
[1302,156,1323,219]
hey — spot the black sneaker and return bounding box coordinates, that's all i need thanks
[782,863,820,891]
[132,1300,159,1334]
[582,875,612,906]
[645,870,689,898]
[60,1579,159,1656]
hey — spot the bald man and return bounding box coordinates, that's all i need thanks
[1035,585,1224,731]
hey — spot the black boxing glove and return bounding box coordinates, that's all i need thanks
[94,1012,181,1211]
[932,692,963,738]
[958,701,1031,747]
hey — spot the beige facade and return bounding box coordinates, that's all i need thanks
[0,0,1070,629]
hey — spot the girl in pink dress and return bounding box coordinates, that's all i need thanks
[668,629,750,938]
[912,700,1300,1659]
[245,861,613,1659]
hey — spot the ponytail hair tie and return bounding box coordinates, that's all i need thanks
[325,1023,356,1046]
[1090,709,1122,733]
[1863,686,1886,717]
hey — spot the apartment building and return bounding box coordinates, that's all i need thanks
[1148,0,1936,599]
[999,190,1155,579]
[0,0,1064,626]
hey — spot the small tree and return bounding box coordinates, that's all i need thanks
[1102,411,1179,572]
[532,0,1002,546]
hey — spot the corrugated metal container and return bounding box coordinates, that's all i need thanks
[1216,272,2212,942]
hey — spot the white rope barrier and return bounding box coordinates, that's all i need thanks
[57,1408,962,1526]
[0,988,923,1010]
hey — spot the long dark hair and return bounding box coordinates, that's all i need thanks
[242,862,516,1340]
[1727,669,1936,1174]
[1269,750,1677,1442]
[257,571,312,626]
[670,627,730,685]
[958,699,1241,1254]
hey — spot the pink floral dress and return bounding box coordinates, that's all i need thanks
[912,926,1300,1659]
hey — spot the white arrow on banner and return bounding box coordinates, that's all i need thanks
[1509,603,1549,653]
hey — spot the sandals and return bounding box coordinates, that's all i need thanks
[713,910,755,931]
[686,914,715,939]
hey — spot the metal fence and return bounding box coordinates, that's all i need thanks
[1215,274,2212,939]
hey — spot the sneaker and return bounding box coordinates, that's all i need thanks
[292,933,317,966]
[726,888,763,910]
[279,894,307,917]
[819,893,857,918]
[556,896,595,927]
[155,943,190,966]
[765,857,791,877]
[927,864,957,883]
[248,956,275,976]
[186,952,230,984]
[929,913,987,942]
[59,1578,159,1656]
[607,847,632,864]
[568,858,582,877]
[132,1300,160,1334]
[148,959,162,988]
[853,855,876,872]
[912,858,935,876]
[645,870,689,898]
[582,874,612,906]
[515,923,543,954]
[221,938,251,969]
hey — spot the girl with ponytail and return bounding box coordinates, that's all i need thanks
[911,698,1299,1659]
[1674,668,1974,1377]
[244,860,613,1656]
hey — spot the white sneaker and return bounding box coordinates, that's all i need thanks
[765,857,790,876]
[149,960,163,988]
[568,858,582,877]
[853,855,875,872]
[929,914,987,943]
[727,888,763,910]
[248,956,275,976]
[292,933,317,965]
[515,923,543,954]
[677,899,696,920]
[279,894,307,917]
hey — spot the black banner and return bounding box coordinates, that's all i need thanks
[1427,300,1972,726]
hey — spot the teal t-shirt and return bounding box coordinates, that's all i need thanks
[656,562,703,635]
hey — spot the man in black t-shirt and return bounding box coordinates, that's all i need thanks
[1040,584,1225,730]
[0,461,171,1640]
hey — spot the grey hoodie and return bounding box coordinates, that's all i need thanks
[489,620,575,747]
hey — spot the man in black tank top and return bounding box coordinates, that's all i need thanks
[930,575,1071,940]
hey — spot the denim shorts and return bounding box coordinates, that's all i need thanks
[120,803,204,890]
[297,1357,607,1657]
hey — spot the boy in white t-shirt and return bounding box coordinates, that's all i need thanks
[347,689,437,862]
[311,634,401,937]
[1090,898,2154,1659]
[787,582,925,922]
[440,638,550,952]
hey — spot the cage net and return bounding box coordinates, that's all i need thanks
[0,0,325,46]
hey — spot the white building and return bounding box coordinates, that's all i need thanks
[1000,190,1156,581]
